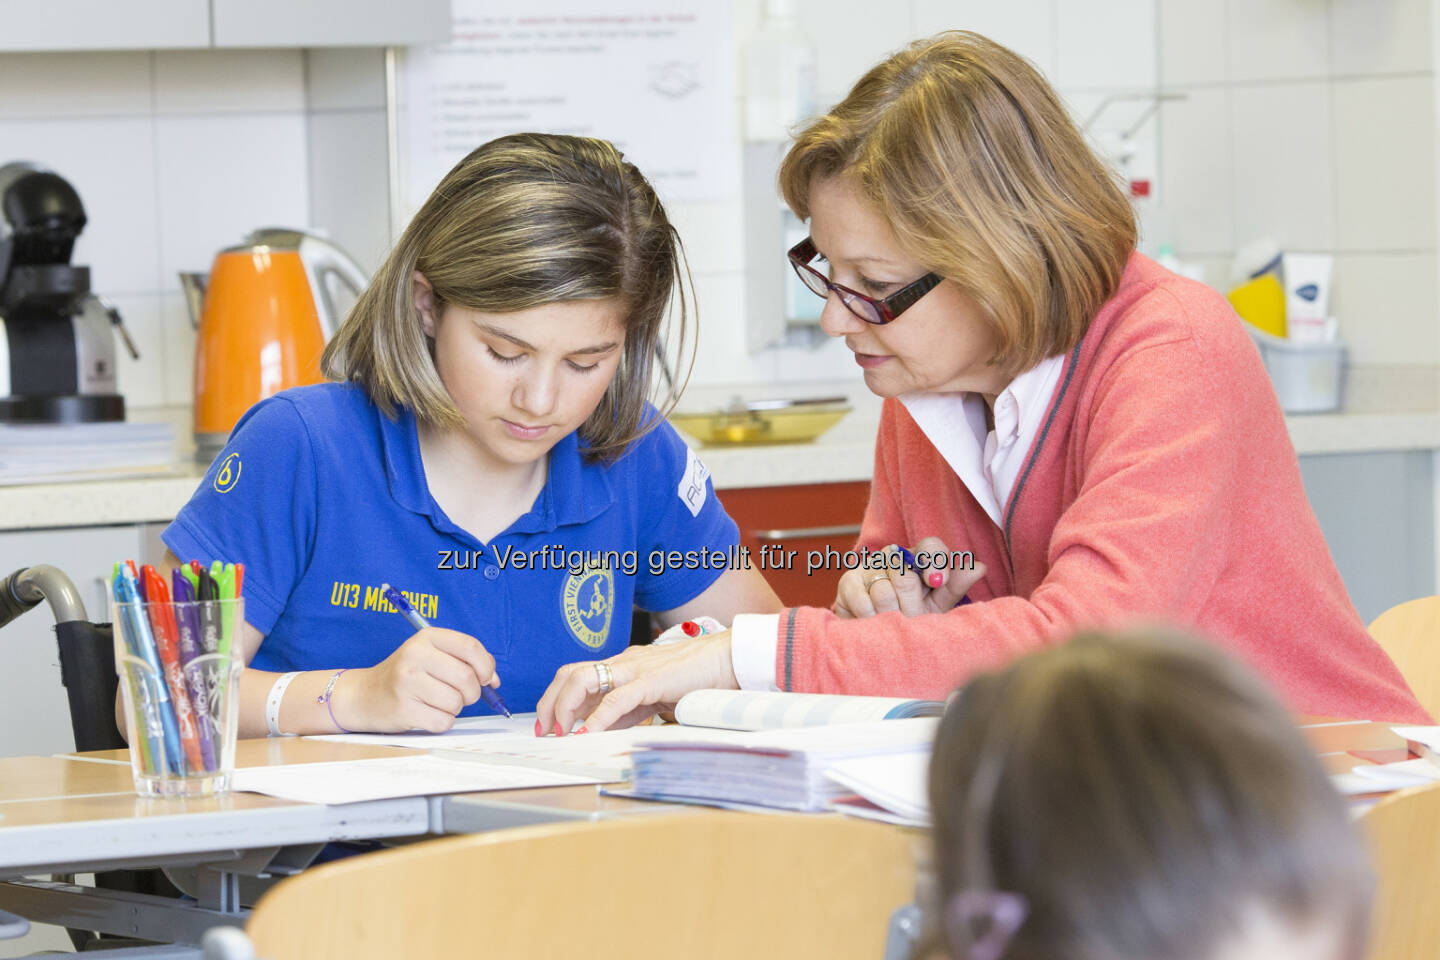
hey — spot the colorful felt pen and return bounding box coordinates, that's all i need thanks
[142,566,204,774]
[381,582,511,719]
[112,568,158,774]
[173,569,216,771]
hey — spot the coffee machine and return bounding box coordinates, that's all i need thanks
[0,162,138,423]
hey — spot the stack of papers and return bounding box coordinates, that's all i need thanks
[627,718,936,812]
[0,420,175,484]
[826,751,931,827]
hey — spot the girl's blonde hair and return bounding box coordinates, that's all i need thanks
[323,132,692,460]
[929,630,1372,960]
[780,31,1136,373]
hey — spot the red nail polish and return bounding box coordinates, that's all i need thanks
[928,572,944,588]
[534,719,543,737]
[681,620,701,637]
[554,721,564,737]
[576,726,589,735]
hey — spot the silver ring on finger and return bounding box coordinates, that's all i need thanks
[594,661,614,695]
[862,569,888,588]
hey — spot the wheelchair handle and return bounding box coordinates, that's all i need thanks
[0,564,89,629]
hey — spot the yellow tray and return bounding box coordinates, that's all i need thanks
[668,400,850,446]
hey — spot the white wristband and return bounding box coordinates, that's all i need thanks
[266,671,301,737]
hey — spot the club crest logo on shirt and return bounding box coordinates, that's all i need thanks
[562,563,613,650]
[213,453,242,494]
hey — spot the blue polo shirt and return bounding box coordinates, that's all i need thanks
[164,383,739,714]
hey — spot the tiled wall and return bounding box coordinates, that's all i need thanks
[0,49,310,410]
[6,0,1433,407]
[688,0,1162,387]
[1158,0,1439,369]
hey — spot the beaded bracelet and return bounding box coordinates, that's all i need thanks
[317,668,351,734]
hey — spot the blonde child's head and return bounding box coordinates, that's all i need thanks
[323,132,691,460]
[929,630,1372,960]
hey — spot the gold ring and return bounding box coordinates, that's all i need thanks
[862,570,888,588]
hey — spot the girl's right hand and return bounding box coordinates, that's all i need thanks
[340,627,498,733]
[832,537,985,619]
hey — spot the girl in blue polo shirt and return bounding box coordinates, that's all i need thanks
[149,133,781,737]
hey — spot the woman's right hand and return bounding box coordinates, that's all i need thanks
[339,628,498,733]
[833,537,985,618]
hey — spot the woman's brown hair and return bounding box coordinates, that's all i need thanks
[929,630,1372,960]
[322,132,692,460]
[780,31,1136,374]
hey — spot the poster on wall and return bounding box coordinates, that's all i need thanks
[399,0,737,224]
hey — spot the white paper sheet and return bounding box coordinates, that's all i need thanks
[400,0,737,221]
[825,750,931,826]
[306,713,541,750]
[231,754,598,805]
[1350,757,1440,790]
[435,723,746,781]
[1392,725,1440,754]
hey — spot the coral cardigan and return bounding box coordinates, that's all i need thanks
[775,254,1428,723]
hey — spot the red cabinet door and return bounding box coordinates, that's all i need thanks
[718,481,871,609]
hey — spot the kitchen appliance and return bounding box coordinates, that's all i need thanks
[0,162,139,423]
[668,396,851,446]
[181,228,367,459]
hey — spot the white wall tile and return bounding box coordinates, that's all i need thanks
[1159,0,1226,87]
[765,326,869,384]
[153,49,306,115]
[0,51,150,120]
[307,109,391,274]
[1054,0,1157,90]
[154,114,310,285]
[668,200,746,275]
[1331,252,1439,364]
[912,0,1058,81]
[684,271,777,386]
[794,0,915,102]
[110,293,166,408]
[1333,76,1436,251]
[0,117,161,295]
[1226,0,1330,83]
[305,47,387,111]
[1331,0,1432,76]
[1062,91,1160,208]
[1229,82,1335,250]
[160,292,195,407]
[1159,87,1234,255]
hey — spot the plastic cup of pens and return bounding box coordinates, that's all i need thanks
[111,564,244,798]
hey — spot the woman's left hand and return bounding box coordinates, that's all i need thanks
[833,537,985,618]
[535,632,737,735]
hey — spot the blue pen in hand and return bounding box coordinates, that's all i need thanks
[380,583,512,718]
[897,547,972,606]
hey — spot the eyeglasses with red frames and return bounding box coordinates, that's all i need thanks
[787,236,942,325]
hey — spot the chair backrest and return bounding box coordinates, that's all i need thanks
[244,811,921,960]
[1368,596,1440,719]
[1362,781,1440,960]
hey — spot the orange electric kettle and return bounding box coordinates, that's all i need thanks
[180,228,368,458]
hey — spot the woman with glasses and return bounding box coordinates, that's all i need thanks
[536,30,1428,733]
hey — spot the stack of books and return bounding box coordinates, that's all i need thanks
[627,716,937,813]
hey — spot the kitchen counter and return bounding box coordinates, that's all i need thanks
[3,368,1438,532]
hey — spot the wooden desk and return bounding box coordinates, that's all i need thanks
[0,735,687,944]
[0,718,1415,947]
